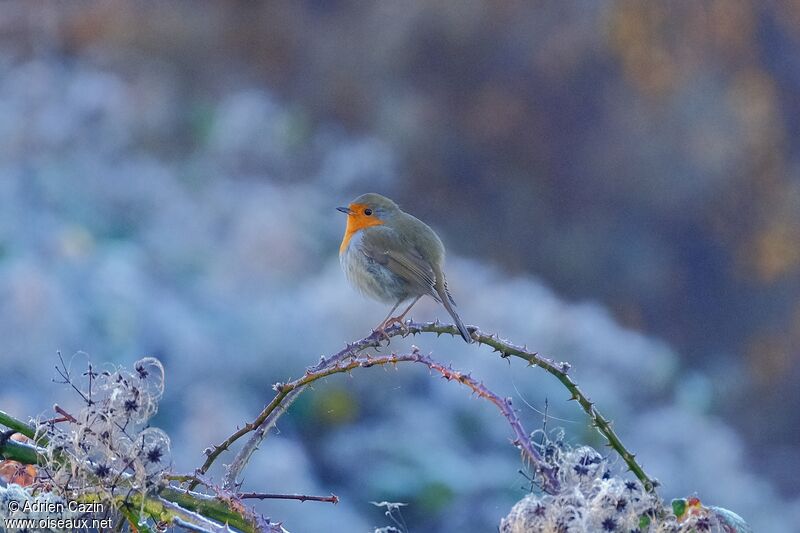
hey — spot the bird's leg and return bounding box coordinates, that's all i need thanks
[373,301,401,341]
[381,295,422,334]
[376,301,401,330]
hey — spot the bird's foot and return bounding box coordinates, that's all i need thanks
[371,316,409,346]
[381,316,411,336]
[371,325,393,345]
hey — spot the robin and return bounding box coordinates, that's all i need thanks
[337,193,473,343]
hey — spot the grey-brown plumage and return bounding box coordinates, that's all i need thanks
[338,193,473,343]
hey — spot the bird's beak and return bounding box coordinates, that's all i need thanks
[336,206,353,215]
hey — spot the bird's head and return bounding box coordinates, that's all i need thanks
[337,193,400,251]
[337,193,400,227]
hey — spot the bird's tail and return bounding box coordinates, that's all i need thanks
[437,283,473,344]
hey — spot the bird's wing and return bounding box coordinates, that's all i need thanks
[358,227,441,302]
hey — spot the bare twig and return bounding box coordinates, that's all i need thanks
[239,492,339,504]
[53,351,92,405]
[53,405,78,423]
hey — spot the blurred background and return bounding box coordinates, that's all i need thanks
[1,1,799,531]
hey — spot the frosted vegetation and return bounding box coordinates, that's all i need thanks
[0,56,795,531]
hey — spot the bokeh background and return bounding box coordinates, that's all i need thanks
[1,1,799,531]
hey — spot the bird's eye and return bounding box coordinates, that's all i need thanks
[364,208,373,216]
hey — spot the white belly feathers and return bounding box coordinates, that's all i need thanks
[340,230,409,304]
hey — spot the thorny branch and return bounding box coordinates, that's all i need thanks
[205,321,656,495]
[220,349,561,495]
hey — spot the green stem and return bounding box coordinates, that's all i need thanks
[0,439,46,465]
[0,410,38,441]
[159,487,256,533]
[80,488,257,532]
[118,504,154,533]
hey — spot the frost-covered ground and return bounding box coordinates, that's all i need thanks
[0,56,798,532]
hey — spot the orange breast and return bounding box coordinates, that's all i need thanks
[339,203,384,254]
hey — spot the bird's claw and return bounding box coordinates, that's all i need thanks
[383,316,411,334]
[371,327,392,346]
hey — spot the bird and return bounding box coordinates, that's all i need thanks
[337,193,473,343]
